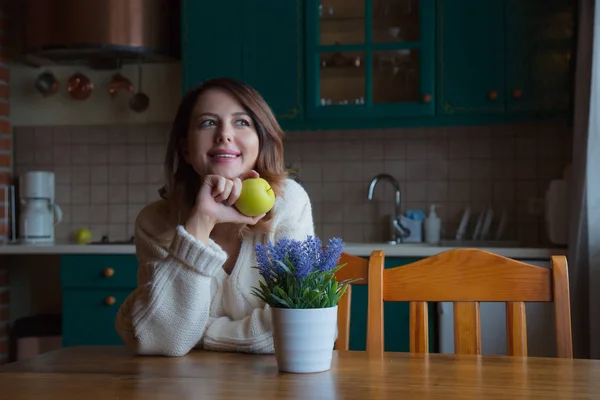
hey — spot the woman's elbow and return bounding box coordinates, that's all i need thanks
[116,325,195,357]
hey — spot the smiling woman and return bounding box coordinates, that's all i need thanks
[114,78,316,357]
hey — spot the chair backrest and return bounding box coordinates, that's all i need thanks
[366,248,573,358]
[334,251,383,351]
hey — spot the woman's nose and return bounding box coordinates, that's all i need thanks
[215,124,234,143]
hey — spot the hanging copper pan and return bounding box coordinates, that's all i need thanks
[108,73,134,99]
[67,72,94,101]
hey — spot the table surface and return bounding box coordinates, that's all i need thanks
[1,346,600,399]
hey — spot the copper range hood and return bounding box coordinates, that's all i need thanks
[16,0,180,69]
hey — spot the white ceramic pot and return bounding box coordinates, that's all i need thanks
[271,306,338,373]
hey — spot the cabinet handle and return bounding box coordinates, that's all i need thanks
[103,268,114,278]
[105,296,116,306]
[422,94,432,103]
[487,90,498,101]
[512,89,523,99]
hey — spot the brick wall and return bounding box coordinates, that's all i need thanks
[0,3,11,365]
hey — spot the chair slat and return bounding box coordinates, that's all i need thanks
[409,301,429,353]
[366,251,385,357]
[334,285,352,351]
[453,302,482,355]
[552,255,573,358]
[506,302,527,357]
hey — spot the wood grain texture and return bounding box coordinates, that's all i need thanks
[334,252,373,351]
[409,301,429,353]
[454,302,482,355]
[335,284,352,351]
[1,346,600,399]
[382,249,552,302]
[369,248,572,358]
[366,250,385,357]
[506,302,528,357]
[551,255,573,358]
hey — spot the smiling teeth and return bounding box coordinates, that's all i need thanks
[212,154,237,158]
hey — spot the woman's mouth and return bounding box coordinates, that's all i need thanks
[208,150,241,163]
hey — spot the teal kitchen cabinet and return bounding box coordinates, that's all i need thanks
[505,0,575,118]
[60,255,138,347]
[436,0,506,116]
[437,0,575,120]
[242,0,305,128]
[182,0,575,129]
[182,0,305,129]
[181,0,244,88]
[305,0,436,121]
[348,257,437,352]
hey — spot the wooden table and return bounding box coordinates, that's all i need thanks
[1,346,600,399]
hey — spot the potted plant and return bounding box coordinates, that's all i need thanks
[252,235,356,374]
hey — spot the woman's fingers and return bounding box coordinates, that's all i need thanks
[239,169,259,180]
[240,213,266,225]
[214,179,234,203]
[228,178,243,206]
[210,176,227,198]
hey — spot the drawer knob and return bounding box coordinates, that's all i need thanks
[105,296,116,306]
[487,90,498,101]
[422,94,432,103]
[103,268,114,277]
[513,88,523,99]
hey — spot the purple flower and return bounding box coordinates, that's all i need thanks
[255,242,276,285]
[255,235,344,281]
[317,237,344,272]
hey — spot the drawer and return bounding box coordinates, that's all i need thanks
[62,288,134,347]
[60,255,139,289]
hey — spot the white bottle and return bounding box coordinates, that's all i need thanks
[424,204,442,245]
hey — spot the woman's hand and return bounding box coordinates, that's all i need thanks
[184,170,266,243]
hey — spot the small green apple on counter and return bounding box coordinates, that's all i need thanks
[75,228,92,244]
[234,177,276,217]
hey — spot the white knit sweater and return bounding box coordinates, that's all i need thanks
[115,179,314,357]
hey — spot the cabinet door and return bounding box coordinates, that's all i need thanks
[242,0,304,128]
[306,0,436,120]
[348,257,437,352]
[181,0,244,91]
[437,0,506,115]
[505,0,575,117]
[62,289,133,347]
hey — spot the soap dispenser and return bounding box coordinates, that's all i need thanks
[424,204,442,245]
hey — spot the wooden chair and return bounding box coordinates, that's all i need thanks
[366,248,573,358]
[334,251,383,351]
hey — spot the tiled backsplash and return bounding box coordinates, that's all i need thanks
[14,123,572,246]
[14,125,170,242]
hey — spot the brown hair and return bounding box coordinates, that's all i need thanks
[162,77,288,235]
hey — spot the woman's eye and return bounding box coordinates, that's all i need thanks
[199,120,216,127]
[235,119,250,127]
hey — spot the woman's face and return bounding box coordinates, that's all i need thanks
[184,88,260,180]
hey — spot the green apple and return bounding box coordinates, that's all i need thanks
[75,228,92,244]
[234,178,276,217]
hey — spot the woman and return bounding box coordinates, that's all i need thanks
[115,78,314,357]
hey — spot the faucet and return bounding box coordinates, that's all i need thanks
[367,173,410,244]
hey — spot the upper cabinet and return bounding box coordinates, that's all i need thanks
[182,0,576,130]
[241,0,305,126]
[505,0,575,117]
[436,0,506,116]
[182,0,305,127]
[181,0,244,87]
[437,0,575,119]
[305,0,436,120]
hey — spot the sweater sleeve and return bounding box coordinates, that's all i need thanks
[115,204,229,357]
[202,181,315,354]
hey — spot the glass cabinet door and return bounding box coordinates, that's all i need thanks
[307,0,435,119]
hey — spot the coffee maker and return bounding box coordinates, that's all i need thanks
[19,171,63,244]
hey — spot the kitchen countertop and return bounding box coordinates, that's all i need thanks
[0,241,567,259]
